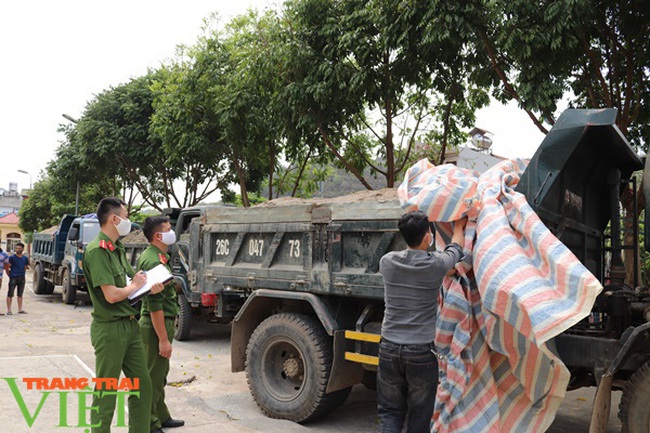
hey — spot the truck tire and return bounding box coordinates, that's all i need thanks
[61,271,76,305]
[245,313,349,422]
[619,361,650,433]
[33,263,48,294]
[174,294,192,341]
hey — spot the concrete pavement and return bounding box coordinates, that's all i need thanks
[0,275,623,432]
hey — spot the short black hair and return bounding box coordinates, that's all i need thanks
[16,242,25,248]
[142,215,171,242]
[398,211,430,248]
[97,197,127,226]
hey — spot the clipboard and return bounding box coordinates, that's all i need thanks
[127,263,174,305]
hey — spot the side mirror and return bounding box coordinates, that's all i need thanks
[68,227,80,242]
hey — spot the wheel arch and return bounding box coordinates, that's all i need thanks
[231,289,338,374]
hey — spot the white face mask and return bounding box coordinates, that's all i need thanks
[158,230,177,246]
[428,232,434,248]
[114,215,132,237]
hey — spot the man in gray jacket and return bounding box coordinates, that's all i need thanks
[378,210,466,433]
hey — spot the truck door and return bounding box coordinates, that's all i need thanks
[171,210,202,290]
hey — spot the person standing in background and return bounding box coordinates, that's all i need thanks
[0,248,9,316]
[5,243,29,315]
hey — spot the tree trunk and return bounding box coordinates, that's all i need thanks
[384,51,395,188]
[291,149,312,197]
[268,141,275,200]
[438,88,455,165]
[233,148,250,207]
[622,182,644,287]
[318,126,373,190]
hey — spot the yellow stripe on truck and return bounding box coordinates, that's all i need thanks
[344,330,381,343]
[344,352,379,366]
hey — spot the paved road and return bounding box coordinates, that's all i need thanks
[0,277,623,432]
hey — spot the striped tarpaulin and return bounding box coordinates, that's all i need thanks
[398,158,603,432]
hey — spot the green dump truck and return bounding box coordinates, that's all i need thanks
[179,109,649,431]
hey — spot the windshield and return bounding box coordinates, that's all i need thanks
[82,222,100,243]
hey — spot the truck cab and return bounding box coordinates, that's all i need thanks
[63,217,101,302]
[161,205,242,341]
[32,214,100,304]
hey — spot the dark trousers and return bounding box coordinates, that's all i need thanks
[377,339,439,433]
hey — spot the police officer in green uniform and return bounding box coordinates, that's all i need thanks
[138,216,185,430]
[83,197,165,433]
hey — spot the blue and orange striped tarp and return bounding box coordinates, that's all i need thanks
[398,158,602,432]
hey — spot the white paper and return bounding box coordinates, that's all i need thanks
[127,263,174,302]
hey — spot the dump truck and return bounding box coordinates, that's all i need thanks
[185,190,403,422]
[32,215,101,304]
[185,109,649,430]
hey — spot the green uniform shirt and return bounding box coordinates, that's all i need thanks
[83,231,137,322]
[138,245,179,318]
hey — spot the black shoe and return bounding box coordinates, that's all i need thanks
[162,418,185,428]
[150,429,165,433]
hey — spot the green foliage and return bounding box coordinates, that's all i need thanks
[45,0,648,222]
[444,0,650,146]
[277,0,488,188]
[221,191,267,207]
[19,177,68,234]
[269,162,334,198]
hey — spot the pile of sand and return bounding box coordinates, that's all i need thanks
[121,229,148,245]
[255,188,398,208]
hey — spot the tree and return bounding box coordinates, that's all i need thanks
[422,0,648,285]
[448,0,650,144]
[54,69,234,211]
[151,28,271,208]
[19,176,68,234]
[217,11,289,202]
[150,60,234,208]
[49,122,130,211]
[278,0,489,189]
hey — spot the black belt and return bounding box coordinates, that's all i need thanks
[121,315,136,320]
[381,338,435,349]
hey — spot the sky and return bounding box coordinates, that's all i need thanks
[0,0,546,197]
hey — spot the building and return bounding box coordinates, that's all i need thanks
[0,211,23,252]
[0,183,26,252]
[0,182,24,214]
[443,146,505,174]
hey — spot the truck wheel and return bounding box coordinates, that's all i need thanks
[61,271,76,305]
[33,263,48,295]
[245,313,349,422]
[174,294,192,341]
[619,361,650,433]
